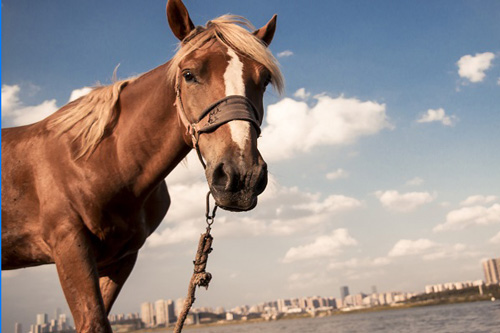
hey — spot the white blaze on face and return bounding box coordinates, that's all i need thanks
[224,47,251,151]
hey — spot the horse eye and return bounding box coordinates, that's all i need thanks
[183,71,195,83]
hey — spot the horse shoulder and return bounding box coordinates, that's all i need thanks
[1,124,58,268]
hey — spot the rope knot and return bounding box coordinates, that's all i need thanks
[194,272,212,289]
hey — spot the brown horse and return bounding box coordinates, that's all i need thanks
[1,0,283,331]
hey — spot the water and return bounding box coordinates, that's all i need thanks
[184,301,500,333]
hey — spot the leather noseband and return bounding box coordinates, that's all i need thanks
[175,74,262,169]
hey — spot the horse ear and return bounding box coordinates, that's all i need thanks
[166,0,195,41]
[253,14,277,47]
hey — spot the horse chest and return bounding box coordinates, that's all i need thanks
[94,214,148,254]
[94,199,166,262]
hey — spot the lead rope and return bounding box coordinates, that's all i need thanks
[173,72,219,332]
[173,191,217,333]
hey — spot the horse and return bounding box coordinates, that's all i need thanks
[1,0,284,331]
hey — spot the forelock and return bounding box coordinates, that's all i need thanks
[166,15,284,95]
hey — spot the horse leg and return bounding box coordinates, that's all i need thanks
[51,227,112,333]
[98,252,138,314]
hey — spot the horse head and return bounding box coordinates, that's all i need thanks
[166,0,283,212]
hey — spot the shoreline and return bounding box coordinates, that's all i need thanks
[131,297,496,332]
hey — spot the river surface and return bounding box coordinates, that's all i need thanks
[183,301,500,333]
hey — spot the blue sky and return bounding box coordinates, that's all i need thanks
[2,1,500,332]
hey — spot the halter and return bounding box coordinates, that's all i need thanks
[174,72,262,169]
[173,25,264,169]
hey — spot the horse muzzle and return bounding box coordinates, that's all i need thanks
[175,89,267,211]
[206,159,268,212]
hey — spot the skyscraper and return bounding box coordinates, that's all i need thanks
[14,323,22,333]
[54,307,61,322]
[175,298,185,317]
[166,299,175,325]
[140,302,155,328]
[483,257,500,284]
[36,313,48,326]
[340,286,350,300]
[58,313,69,331]
[155,299,167,326]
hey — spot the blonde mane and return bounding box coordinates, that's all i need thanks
[167,15,284,94]
[48,15,284,160]
[48,78,134,159]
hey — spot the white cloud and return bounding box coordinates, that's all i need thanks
[260,95,391,162]
[434,203,500,232]
[405,177,424,186]
[328,257,391,270]
[282,228,357,263]
[1,84,21,110]
[326,168,349,181]
[388,239,475,261]
[146,159,363,248]
[2,84,58,126]
[293,88,310,100]
[277,50,293,58]
[293,194,361,214]
[146,222,200,246]
[375,190,435,213]
[460,195,498,206]
[416,108,457,126]
[287,272,334,290]
[68,86,92,102]
[490,231,500,244]
[388,239,437,257]
[422,243,476,261]
[2,84,94,127]
[457,52,495,83]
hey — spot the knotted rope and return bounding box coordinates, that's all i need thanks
[173,192,217,333]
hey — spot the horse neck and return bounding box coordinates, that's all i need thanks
[109,62,191,197]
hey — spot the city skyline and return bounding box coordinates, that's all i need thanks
[13,255,498,333]
[2,1,500,332]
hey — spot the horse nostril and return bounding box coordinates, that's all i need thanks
[212,163,225,183]
[211,162,239,192]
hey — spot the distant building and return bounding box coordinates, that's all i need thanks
[140,302,155,328]
[362,294,379,307]
[483,257,500,284]
[378,293,387,305]
[343,293,366,307]
[15,323,22,333]
[326,297,337,309]
[340,286,350,300]
[58,313,70,331]
[54,308,61,322]
[426,280,485,294]
[155,300,167,326]
[336,298,344,308]
[175,298,185,318]
[36,313,48,326]
[214,306,226,314]
[166,299,175,325]
[277,299,292,312]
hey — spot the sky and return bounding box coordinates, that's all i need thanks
[2,0,500,331]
